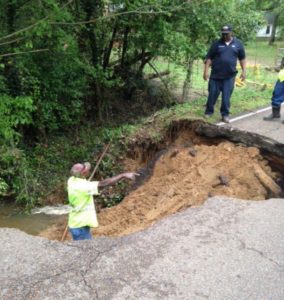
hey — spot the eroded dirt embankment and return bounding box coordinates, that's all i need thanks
[40,121,283,241]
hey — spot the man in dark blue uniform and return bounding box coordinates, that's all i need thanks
[203,25,246,123]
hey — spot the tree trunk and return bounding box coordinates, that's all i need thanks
[182,59,194,102]
[94,83,103,123]
[121,26,130,67]
[7,2,16,32]
[103,23,118,69]
[83,0,99,66]
[269,13,279,46]
[82,0,104,121]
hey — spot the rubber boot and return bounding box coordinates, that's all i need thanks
[263,106,281,121]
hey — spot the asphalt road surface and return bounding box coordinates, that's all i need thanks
[220,106,284,143]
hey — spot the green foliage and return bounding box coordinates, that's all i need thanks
[0,145,29,204]
[228,1,263,42]
[100,182,126,208]
[0,178,9,196]
[0,94,34,142]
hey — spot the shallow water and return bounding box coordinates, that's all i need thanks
[0,202,64,235]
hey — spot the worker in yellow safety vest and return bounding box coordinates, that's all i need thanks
[263,66,284,123]
[68,162,139,240]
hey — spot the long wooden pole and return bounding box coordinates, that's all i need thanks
[60,143,111,242]
[88,143,110,181]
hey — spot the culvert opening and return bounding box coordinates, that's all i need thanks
[40,120,284,241]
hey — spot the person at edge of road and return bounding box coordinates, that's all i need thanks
[203,25,246,123]
[68,162,139,241]
[263,60,284,123]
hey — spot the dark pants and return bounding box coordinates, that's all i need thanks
[205,77,235,117]
[271,80,284,107]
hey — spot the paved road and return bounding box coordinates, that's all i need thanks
[221,106,284,143]
[1,109,284,300]
[1,197,284,300]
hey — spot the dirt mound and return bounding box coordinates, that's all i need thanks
[40,140,281,241]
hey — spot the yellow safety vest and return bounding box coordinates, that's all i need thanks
[67,176,99,228]
[278,69,284,82]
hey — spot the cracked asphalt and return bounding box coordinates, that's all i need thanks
[1,197,284,300]
[1,108,284,300]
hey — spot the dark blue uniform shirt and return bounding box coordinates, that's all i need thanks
[206,37,245,79]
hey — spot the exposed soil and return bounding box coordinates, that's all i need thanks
[39,125,282,241]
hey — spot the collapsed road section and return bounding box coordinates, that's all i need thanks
[40,120,284,241]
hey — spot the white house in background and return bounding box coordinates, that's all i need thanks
[257,12,280,38]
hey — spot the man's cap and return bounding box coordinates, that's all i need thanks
[70,162,91,176]
[221,25,232,33]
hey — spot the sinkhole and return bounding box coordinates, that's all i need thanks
[40,120,284,241]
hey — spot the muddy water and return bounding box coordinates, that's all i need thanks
[0,202,64,235]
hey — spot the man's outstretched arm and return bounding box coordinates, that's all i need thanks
[98,172,139,188]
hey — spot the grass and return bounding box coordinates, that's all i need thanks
[245,39,284,66]
[142,39,283,127]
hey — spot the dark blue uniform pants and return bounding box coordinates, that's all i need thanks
[205,77,235,117]
[271,80,284,107]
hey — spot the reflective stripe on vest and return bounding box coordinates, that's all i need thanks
[67,177,99,228]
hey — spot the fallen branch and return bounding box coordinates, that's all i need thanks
[147,61,169,91]
[145,70,170,80]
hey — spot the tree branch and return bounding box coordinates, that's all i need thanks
[0,48,49,58]
[0,2,191,42]
[0,0,75,42]
[0,37,26,47]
